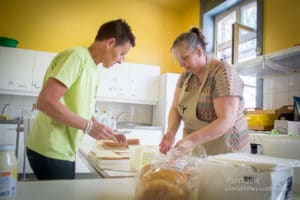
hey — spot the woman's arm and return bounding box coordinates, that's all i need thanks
[166,87,182,134]
[159,86,182,154]
[175,95,240,151]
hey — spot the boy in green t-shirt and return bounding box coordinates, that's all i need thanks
[26,19,135,180]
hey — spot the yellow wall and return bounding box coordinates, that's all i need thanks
[0,0,200,74]
[264,0,300,53]
[1,0,299,72]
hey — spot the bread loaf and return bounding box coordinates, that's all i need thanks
[97,138,140,148]
[135,166,188,200]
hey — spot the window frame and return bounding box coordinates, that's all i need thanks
[200,0,264,109]
[232,22,256,64]
[214,0,257,64]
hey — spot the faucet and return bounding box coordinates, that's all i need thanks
[1,104,10,116]
[115,112,127,122]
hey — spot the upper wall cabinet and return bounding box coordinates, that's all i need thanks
[234,45,300,77]
[97,62,160,105]
[31,51,56,93]
[129,63,160,103]
[0,47,35,92]
[97,62,131,100]
[0,46,56,95]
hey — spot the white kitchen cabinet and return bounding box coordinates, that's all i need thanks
[125,129,163,146]
[97,62,130,100]
[31,51,56,93]
[97,62,160,105]
[129,63,160,103]
[0,47,35,92]
[0,46,56,95]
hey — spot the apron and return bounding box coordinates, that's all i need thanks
[177,55,230,156]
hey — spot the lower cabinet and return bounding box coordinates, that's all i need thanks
[75,153,91,173]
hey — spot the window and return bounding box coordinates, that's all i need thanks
[201,0,263,108]
[215,0,257,64]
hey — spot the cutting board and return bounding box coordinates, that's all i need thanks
[89,149,130,160]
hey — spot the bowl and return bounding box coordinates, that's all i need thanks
[0,37,19,47]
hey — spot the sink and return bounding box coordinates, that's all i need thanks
[116,122,151,127]
[116,122,162,130]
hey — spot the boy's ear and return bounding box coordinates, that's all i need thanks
[106,37,116,48]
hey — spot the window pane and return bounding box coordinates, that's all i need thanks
[241,1,257,29]
[217,47,232,64]
[243,86,256,108]
[217,11,236,44]
[240,75,256,87]
[240,75,257,108]
[238,39,257,62]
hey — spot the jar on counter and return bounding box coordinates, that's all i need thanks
[0,145,17,200]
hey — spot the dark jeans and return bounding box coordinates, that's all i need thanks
[26,148,75,180]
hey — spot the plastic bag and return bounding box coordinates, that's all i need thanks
[134,148,203,200]
[191,153,300,200]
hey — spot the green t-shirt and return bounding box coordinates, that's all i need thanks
[26,46,99,161]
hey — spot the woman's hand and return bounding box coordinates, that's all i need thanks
[159,132,176,154]
[173,135,198,154]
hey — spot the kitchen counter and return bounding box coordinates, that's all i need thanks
[0,118,22,124]
[116,122,163,130]
[16,178,300,200]
[17,178,136,200]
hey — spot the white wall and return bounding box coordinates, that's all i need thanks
[263,73,300,109]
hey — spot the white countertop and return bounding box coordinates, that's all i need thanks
[17,178,136,200]
[16,178,300,200]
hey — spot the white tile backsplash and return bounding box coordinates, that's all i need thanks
[95,101,153,125]
[263,78,274,92]
[0,94,37,119]
[263,92,273,109]
[273,75,289,93]
[288,73,300,91]
[263,73,300,109]
[273,91,290,109]
[0,94,154,125]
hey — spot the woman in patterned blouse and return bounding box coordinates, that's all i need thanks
[159,27,250,156]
